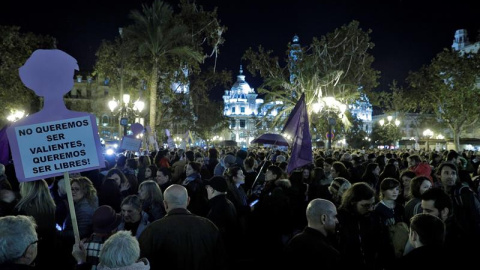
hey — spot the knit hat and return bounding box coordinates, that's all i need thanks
[92,205,122,234]
[206,176,228,192]
[328,177,351,197]
[223,155,237,168]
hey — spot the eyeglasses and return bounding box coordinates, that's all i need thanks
[21,240,38,257]
[359,203,374,209]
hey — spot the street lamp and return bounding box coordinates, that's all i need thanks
[423,129,433,151]
[312,96,347,150]
[108,94,145,137]
[379,115,400,127]
[6,109,26,122]
[379,115,401,148]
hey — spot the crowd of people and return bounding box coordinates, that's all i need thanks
[1,146,480,270]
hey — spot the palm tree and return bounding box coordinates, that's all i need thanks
[124,0,203,137]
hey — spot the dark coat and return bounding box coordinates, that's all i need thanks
[337,208,386,270]
[283,227,340,270]
[390,245,452,270]
[138,208,226,270]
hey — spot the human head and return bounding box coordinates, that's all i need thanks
[365,163,380,177]
[331,161,349,179]
[400,170,416,199]
[409,213,445,247]
[0,215,38,265]
[185,161,201,177]
[340,182,376,216]
[138,180,163,202]
[120,195,143,224]
[409,176,432,199]
[145,165,157,180]
[71,176,97,205]
[328,177,351,204]
[138,155,151,168]
[222,154,237,169]
[225,166,245,186]
[407,154,422,168]
[436,162,458,189]
[155,167,171,186]
[379,178,400,201]
[163,184,189,212]
[205,176,228,200]
[105,168,128,187]
[306,199,338,236]
[265,165,283,181]
[243,156,255,170]
[98,230,141,268]
[420,188,452,222]
[311,167,326,182]
[92,205,122,234]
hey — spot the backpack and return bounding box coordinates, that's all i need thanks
[453,183,480,235]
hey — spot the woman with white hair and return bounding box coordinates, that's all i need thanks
[73,230,149,270]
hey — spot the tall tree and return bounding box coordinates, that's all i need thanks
[405,48,480,151]
[0,26,55,127]
[243,20,379,136]
[122,0,203,135]
[122,0,226,141]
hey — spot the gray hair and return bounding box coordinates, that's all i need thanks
[98,230,140,268]
[0,215,37,264]
[164,184,188,209]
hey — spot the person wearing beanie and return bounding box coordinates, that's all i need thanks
[205,176,241,266]
[328,177,352,207]
[213,154,237,176]
[81,205,122,269]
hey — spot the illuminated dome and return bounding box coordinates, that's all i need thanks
[228,65,254,99]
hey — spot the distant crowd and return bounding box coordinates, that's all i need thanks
[1,146,480,270]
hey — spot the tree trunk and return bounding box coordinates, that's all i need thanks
[149,64,159,150]
[453,127,461,152]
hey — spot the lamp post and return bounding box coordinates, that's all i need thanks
[423,129,433,151]
[108,94,145,137]
[436,134,445,151]
[312,96,346,151]
[379,115,401,148]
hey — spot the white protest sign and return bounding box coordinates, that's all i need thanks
[121,136,142,152]
[13,116,101,179]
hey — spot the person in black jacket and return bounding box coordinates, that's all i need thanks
[283,199,340,270]
[138,184,226,270]
[389,213,450,270]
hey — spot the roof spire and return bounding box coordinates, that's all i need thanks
[239,64,243,75]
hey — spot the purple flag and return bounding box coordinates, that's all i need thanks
[282,93,313,173]
[0,124,11,165]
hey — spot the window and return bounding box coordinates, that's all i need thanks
[240,107,245,113]
[231,107,236,113]
[231,119,236,128]
[240,120,246,128]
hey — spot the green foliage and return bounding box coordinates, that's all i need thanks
[0,26,55,126]
[242,20,379,136]
[405,48,480,150]
[344,113,370,149]
[370,122,402,146]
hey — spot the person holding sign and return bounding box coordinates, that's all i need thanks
[58,177,98,268]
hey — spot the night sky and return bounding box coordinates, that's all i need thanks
[2,0,479,101]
